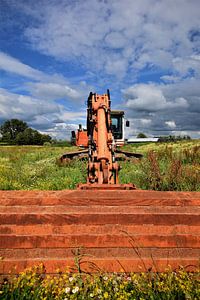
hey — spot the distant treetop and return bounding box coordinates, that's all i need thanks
[0,119,51,145]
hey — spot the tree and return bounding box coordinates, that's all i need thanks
[0,119,28,143]
[137,132,147,138]
[15,128,51,145]
[0,119,51,145]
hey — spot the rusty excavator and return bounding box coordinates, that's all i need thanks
[59,90,142,189]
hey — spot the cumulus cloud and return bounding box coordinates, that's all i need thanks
[123,80,200,138]
[1,0,200,138]
[165,120,176,129]
[0,51,89,103]
[0,87,85,139]
[14,0,199,79]
[0,88,59,121]
[27,82,81,101]
[124,84,189,111]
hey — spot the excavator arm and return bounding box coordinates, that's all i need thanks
[86,90,119,184]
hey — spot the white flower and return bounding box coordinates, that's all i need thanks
[72,286,79,293]
[127,277,131,281]
[65,287,71,293]
[69,276,74,282]
[90,293,94,297]
[97,289,102,294]
[103,276,108,281]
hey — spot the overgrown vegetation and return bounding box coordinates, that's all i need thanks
[0,265,199,299]
[120,140,200,191]
[0,146,86,190]
[0,140,199,190]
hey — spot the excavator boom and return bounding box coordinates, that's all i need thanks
[86,91,119,185]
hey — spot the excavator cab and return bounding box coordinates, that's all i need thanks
[72,110,128,147]
[111,111,129,146]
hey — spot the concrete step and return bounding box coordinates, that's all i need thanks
[1,234,199,249]
[1,258,199,274]
[1,224,199,235]
[0,190,199,206]
[0,213,199,226]
[0,190,199,275]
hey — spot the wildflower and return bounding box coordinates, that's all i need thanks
[65,287,71,293]
[104,291,109,298]
[97,289,102,294]
[103,276,108,281]
[72,286,79,293]
[90,293,94,297]
[127,276,131,281]
[69,276,74,282]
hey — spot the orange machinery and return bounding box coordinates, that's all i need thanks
[60,90,142,187]
[84,90,120,185]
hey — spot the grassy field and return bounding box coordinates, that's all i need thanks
[0,140,199,191]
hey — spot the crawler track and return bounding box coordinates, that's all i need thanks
[0,190,200,275]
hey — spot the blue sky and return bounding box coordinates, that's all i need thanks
[0,0,200,139]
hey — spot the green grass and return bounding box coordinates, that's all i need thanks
[0,140,199,191]
[0,146,86,190]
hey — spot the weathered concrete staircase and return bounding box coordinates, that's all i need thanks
[0,190,200,275]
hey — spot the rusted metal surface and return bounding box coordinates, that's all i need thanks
[0,190,199,275]
[59,149,142,163]
[77,183,136,190]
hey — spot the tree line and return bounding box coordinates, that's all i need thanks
[0,119,52,145]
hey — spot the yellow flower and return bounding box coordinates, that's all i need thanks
[104,291,109,298]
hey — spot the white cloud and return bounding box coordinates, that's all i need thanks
[1,1,200,138]
[0,51,89,103]
[161,75,181,82]
[124,84,189,111]
[0,51,44,80]
[122,80,200,138]
[165,120,176,129]
[16,0,200,79]
[0,88,85,138]
[140,119,152,125]
[173,55,200,76]
[27,82,81,101]
[0,88,59,121]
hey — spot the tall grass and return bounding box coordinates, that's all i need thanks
[0,140,199,191]
[0,146,86,190]
[120,141,200,191]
